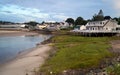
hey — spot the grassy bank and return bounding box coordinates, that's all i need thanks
[39,35,118,74]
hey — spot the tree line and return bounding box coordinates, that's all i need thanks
[0,21,15,25]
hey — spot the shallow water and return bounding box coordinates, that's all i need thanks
[0,34,51,64]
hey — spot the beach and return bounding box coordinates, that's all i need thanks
[0,30,52,75]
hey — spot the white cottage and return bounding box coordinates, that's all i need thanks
[60,22,73,29]
[86,20,118,31]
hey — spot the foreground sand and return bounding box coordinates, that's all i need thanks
[0,43,51,75]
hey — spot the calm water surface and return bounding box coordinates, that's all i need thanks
[0,34,51,64]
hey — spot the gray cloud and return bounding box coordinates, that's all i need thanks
[0,4,69,22]
[0,0,117,22]
[2,11,12,13]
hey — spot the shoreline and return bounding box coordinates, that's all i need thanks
[0,44,52,75]
[0,30,52,75]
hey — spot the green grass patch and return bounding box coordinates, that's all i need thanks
[106,63,120,75]
[40,35,118,74]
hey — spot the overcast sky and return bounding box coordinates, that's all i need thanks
[0,0,120,23]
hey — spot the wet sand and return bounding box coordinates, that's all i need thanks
[0,44,52,75]
[0,30,39,37]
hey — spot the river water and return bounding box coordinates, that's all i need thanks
[0,34,51,64]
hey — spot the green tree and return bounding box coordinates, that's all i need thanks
[92,15,104,21]
[117,17,120,25]
[41,21,45,24]
[113,17,118,21]
[24,21,39,30]
[104,16,111,20]
[113,17,120,25]
[75,17,87,25]
[92,10,104,21]
[25,21,39,26]
[65,18,74,25]
[98,9,104,16]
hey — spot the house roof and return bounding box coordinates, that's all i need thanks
[74,25,80,28]
[86,20,108,27]
[86,20,118,27]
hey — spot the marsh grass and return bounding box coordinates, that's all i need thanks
[40,35,119,74]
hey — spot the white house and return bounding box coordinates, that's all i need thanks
[36,24,48,30]
[80,25,86,30]
[60,22,73,29]
[85,20,117,31]
[72,25,86,32]
[20,24,27,28]
[71,19,120,35]
[46,24,60,31]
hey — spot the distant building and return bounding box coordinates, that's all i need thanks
[73,25,80,31]
[46,23,61,31]
[40,21,74,31]
[35,21,74,31]
[80,25,86,30]
[41,22,61,31]
[35,24,48,30]
[60,22,73,29]
[73,25,86,31]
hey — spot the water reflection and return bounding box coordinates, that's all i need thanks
[0,34,51,64]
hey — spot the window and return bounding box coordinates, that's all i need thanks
[90,28,92,30]
[88,23,90,25]
[89,28,91,30]
[95,27,98,30]
[100,22,102,24]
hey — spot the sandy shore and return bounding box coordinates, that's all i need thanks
[0,44,52,75]
[0,30,52,75]
[0,30,39,36]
